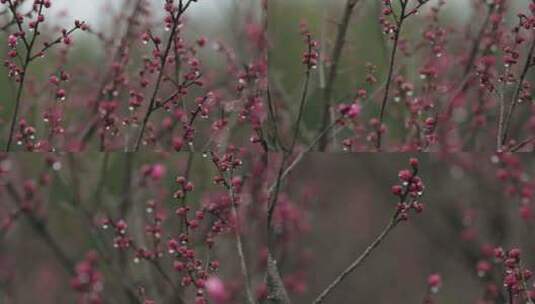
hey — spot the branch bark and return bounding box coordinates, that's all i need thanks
[318,0,360,151]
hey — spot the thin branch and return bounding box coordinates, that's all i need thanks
[134,0,195,151]
[267,120,338,196]
[508,136,535,152]
[311,165,419,303]
[376,0,431,151]
[267,85,285,150]
[311,215,400,304]
[289,33,315,154]
[318,0,360,151]
[376,2,406,151]
[210,156,256,304]
[501,33,535,147]
[497,80,506,151]
[230,183,257,304]
[5,2,44,151]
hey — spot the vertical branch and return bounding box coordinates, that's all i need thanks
[267,25,321,241]
[290,62,311,153]
[211,155,256,304]
[376,1,406,151]
[264,117,341,302]
[267,87,284,150]
[376,0,430,150]
[263,0,283,150]
[266,155,285,249]
[230,185,257,304]
[318,0,360,151]
[265,252,291,304]
[5,1,44,151]
[134,0,195,151]
[5,66,27,151]
[508,288,514,304]
[501,34,535,147]
[497,81,506,151]
[289,28,317,153]
[264,153,292,304]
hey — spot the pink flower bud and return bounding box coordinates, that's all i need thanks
[427,273,442,293]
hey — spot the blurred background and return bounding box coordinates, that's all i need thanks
[1,153,534,303]
[48,0,240,28]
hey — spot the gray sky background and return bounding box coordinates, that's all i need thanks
[46,0,529,28]
[46,0,232,29]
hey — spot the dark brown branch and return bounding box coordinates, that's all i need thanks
[376,2,406,151]
[318,0,360,151]
[311,216,400,304]
[134,0,195,151]
[501,33,535,147]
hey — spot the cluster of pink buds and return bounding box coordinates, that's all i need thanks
[70,251,104,304]
[211,151,244,188]
[102,166,238,304]
[494,247,534,300]
[472,244,502,302]
[167,232,218,303]
[3,59,22,81]
[49,71,70,101]
[391,158,425,221]
[174,176,194,199]
[493,153,535,221]
[518,2,535,29]
[7,34,18,55]
[128,90,144,111]
[299,22,319,69]
[101,218,132,250]
[142,200,166,252]
[379,0,398,36]
[169,181,232,303]
[15,118,36,149]
[337,101,362,120]
[74,19,88,30]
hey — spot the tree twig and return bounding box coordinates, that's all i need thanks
[318,0,360,151]
[501,33,535,147]
[311,216,400,304]
[134,0,195,151]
